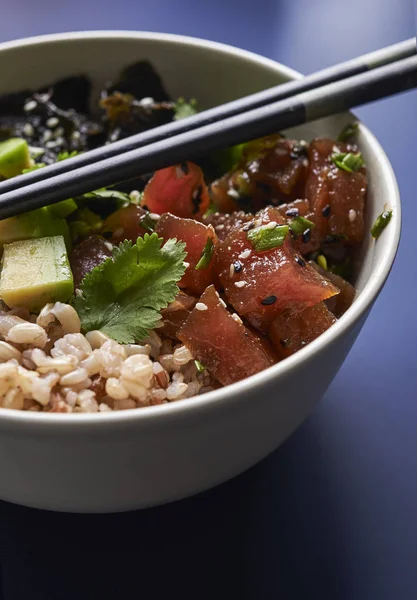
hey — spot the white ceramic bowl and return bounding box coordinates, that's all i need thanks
[0,32,400,513]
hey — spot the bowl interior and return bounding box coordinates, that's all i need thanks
[0,32,400,421]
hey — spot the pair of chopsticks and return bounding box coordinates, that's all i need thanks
[0,37,416,219]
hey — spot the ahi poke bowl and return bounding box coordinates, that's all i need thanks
[0,32,400,512]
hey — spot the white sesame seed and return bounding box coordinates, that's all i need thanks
[195,302,208,311]
[23,123,34,137]
[349,209,357,223]
[54,126,65,138]
[42,130,53,142]
[71,130,81,141]
[129,190,141,202]
[216,224,225,230]
[227,188,239,199]
[45,140,59,148]
[228,246,232,251]
[229,263,235,277]
[46,117,59,128]
[139,97,154,107]
[219,298,227,308]
[54,137,65,146]
[234,281,246,288]
[104,241,113,252]
[265,221,278,229]
[24,100,37,112]
[238,249,252,260]
[149,213,160,220]
[214,212,220,217]
[183,262,190,268]
[231,313,243,324]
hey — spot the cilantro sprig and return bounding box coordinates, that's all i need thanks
[73,233,187,343]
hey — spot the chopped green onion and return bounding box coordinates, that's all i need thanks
[371,210,392,239]
[288,216,315,236]
[195,237,214,270]
[195,359,205,373]
[337,122,359,142]
[140,213,158,233]
[317,254,328,270]
[247,224,289,252]
[331,152,365,173]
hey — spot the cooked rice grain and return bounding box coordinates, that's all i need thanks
[0,304,214,413]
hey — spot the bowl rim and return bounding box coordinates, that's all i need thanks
[0,30,401,430]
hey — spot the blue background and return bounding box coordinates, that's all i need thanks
[0,1,416,598]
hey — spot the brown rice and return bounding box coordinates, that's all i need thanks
[0,301,214,413]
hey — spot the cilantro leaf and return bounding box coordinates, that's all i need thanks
[73,233,187,344]
[174,97,198,120]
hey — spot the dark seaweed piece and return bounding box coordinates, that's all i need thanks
[105,61,171,102]
[100,91,174,142]
[0,89,104,163]
[38,76,92,113]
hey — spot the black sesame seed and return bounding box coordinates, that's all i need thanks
[322,204,331,218]
[233,260,243,273]
[261,295,277,306]
[295,256,306,267]
[290,144,308,159]
[181,162,189,175]
[242,222,255,232]
[302,228,311,243]
[285,207,299,218]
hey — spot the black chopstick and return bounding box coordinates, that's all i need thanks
[0,52,417,219]
[0,37,414,197]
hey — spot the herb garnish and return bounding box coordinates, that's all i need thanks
[371,210,392,239]
[317,254,328,270]
[73,233,187,344]
[288,216,315,236]
[57,150,80,161]
[331,152,365,173]
[247,224,289,252]
[174,97,198,120]
[195,360,205,373]
[337,122,359,142]
[195,238,214,270]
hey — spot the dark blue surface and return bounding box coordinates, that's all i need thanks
[1,1,416,598]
